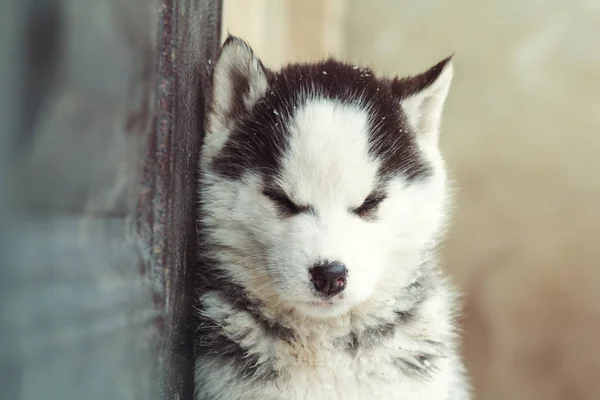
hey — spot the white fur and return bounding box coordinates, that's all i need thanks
[401,62,453,150]
[195,284,468,400]
[204,38,268,160]
[195,38,469,400]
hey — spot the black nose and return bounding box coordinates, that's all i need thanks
[309,261,348,297]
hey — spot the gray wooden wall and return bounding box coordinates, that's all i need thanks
[0,1,222,399]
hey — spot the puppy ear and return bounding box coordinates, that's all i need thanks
[206,35,269,134]
[392,56,454,148]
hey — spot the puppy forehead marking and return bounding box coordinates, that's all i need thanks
[279,98,380,204]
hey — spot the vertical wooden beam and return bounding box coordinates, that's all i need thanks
[0,1,223,399]
[139,0,222,398]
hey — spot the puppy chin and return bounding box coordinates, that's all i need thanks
[292,290,366,319]
[295,301,351,319]
[279,282,375,319]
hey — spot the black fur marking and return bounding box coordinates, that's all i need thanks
[194,283,290,382]
[338,274,430,358]
[195,315,278,382]
[262,187,312,218]
[211,51,436,181]
[390,56,453,100]
[207,35,271,130]
[395,309,414,323]
[195,249,297,344]
[194,227,296,381]
[392,353,437,376]
[352,191,387,219]
[226,67,252,125]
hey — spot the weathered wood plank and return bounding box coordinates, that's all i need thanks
[0,1,222,399]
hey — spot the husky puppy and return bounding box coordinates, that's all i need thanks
[194,35,470,400]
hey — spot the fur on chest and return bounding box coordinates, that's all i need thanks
[194,285,461,400]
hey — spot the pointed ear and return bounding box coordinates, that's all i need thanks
[392,56,454,148]
[206,35,269,134]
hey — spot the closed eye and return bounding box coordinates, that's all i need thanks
[352,192,386,218]
[263,189,309,217]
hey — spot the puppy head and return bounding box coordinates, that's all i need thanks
[200,36,453,318]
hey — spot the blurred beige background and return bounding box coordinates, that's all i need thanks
[223,1,600,399]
